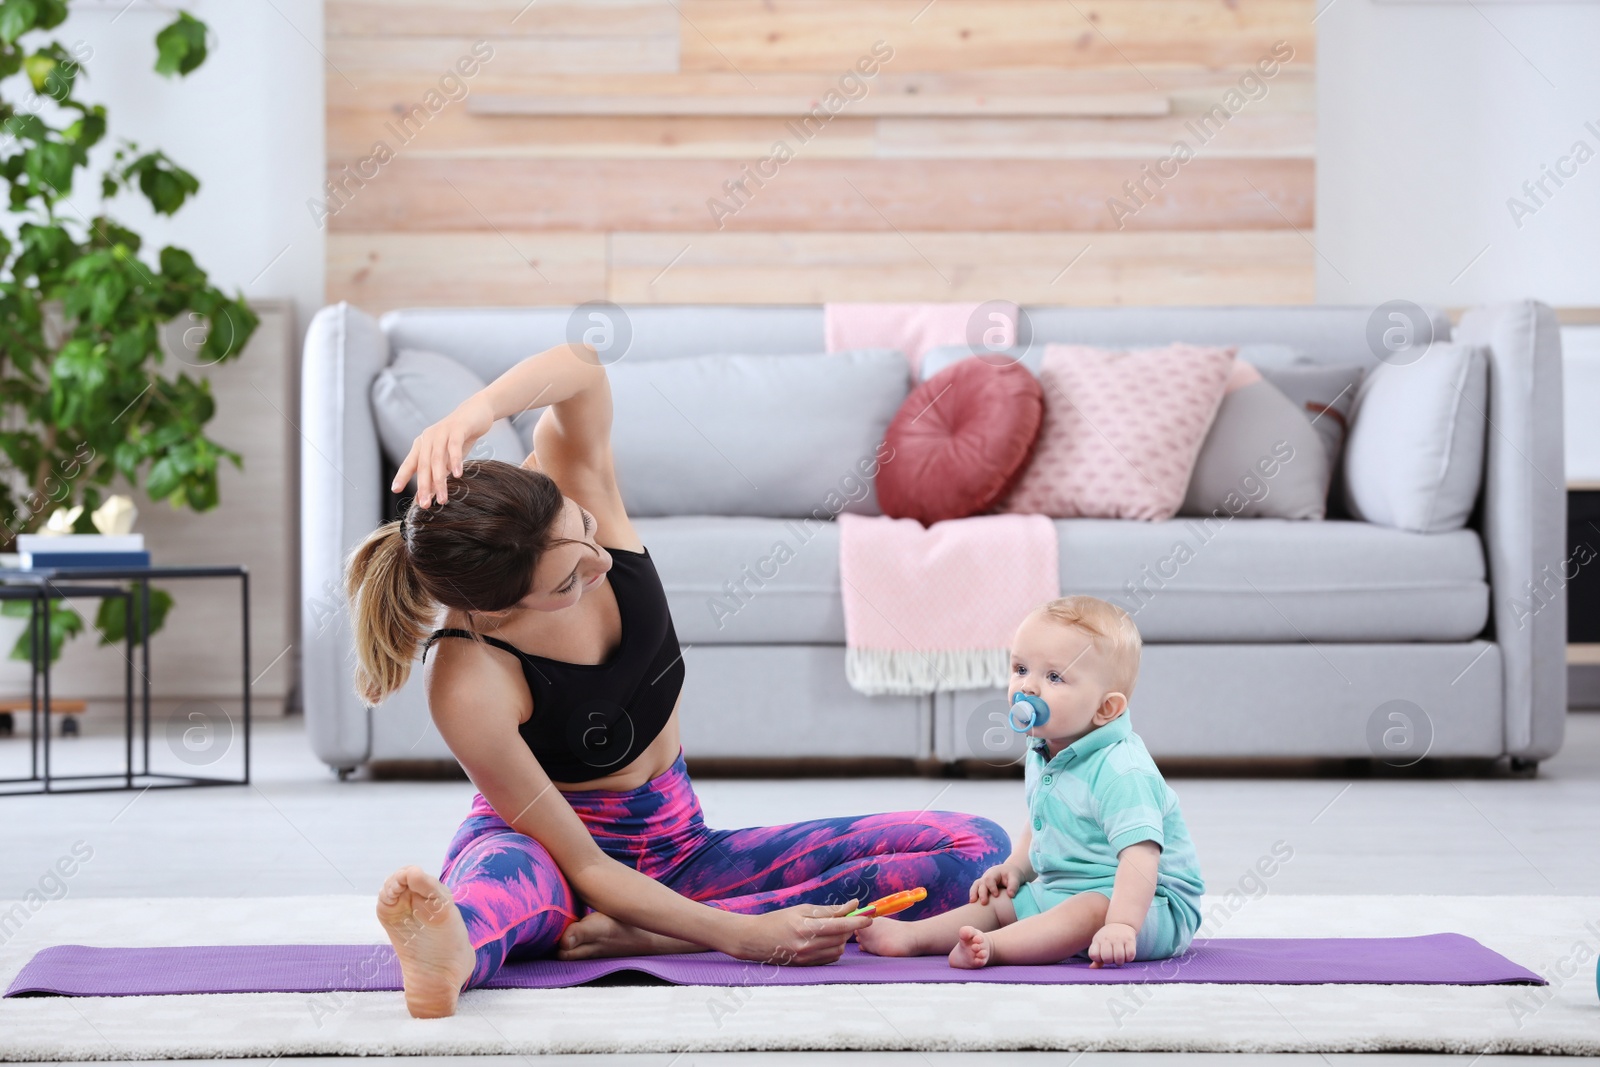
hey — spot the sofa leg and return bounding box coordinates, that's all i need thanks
[1509,757,1539,776]
[335,765,358,781]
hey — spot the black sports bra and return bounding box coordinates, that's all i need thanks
[422,546,684,784]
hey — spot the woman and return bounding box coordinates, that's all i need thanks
[347,341,1009,1018]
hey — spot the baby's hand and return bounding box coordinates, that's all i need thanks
[969,864,1022,905]
[1088,922,1138,967]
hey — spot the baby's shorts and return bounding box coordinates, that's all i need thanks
[1010,881,1198,962]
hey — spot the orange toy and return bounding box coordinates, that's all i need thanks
[848,887,927,918]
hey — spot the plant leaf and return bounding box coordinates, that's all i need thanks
[154,12,207,77]
[121,150,199,215]
[96,586,173,645]
[6,598,84,664]
[23,51,54,93]
[0,0,40,47]
[144,455,181,501]
[23,137,76,197]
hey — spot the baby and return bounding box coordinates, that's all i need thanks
[857,595,1204,968]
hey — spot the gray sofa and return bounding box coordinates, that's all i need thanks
[300,302,1566,775]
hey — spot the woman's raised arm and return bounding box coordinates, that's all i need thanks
[392,342,609,508]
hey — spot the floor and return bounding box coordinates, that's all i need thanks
[3,711,1599,1064]
[4,712,1598,899]
[18,1055,1600,1067]
[16,1057,1600,1067]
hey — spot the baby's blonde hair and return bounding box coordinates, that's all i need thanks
[1029,595,1143,698]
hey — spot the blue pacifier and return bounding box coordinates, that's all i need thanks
[1007,692,1050,733]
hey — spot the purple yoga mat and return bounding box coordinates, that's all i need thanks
[4,935,1543,997]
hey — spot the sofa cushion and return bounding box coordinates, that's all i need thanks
[1261,363,1364,473]
[609,349,908,518]
[381,305,828,386]
[636,515,1488,645]
[370,349,527,469]
[1062,517,1487,642]
[999,342,1236,521]
[877,357,1043,524]
[1342,342,1489,533]
[1180,375,1329,520]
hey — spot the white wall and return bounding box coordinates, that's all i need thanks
[1318,0,1600,306]
[55,0,325,333]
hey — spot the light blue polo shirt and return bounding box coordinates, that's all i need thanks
[1017,712,1204,958]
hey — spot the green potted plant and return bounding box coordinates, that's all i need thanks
[0,6,255,667]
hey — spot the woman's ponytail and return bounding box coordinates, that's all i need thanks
[339,460,568,708]
[344,520,435,707]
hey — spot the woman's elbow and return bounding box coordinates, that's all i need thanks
[554,341,608,379]
[563,848,620,901]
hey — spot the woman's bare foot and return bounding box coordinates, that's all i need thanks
[376,865,476,1019]
[556,910,703,960]
[854,917,923,957]
[949,925,994,969]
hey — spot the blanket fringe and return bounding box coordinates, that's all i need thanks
[844,646,1010,696]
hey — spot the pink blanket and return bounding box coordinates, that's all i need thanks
[824,302,1019,374]
[838,512,1060,695]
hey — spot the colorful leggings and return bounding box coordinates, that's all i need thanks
[440,748,1010,987]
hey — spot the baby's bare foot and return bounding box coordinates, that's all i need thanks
[949,925,993,969]
[376,865,476,1019]
[854,916,922,957]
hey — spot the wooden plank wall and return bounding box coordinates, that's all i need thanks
[325,0,1315,312]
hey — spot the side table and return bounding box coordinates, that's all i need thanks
[0,565,250,795]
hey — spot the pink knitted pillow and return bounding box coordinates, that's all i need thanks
[999,342,1237,520]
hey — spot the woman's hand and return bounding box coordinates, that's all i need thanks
[970,863,1023,905]
[729,900,873,966]
[392,394,497,507]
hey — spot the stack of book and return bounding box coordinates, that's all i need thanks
[17,534,150,570]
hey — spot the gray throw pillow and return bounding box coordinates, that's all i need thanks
[1180,378,1330,520]
[1260,364,1364,475]
[607,349,908,518]
[1179,364,1364,521]
[370,349,528,472]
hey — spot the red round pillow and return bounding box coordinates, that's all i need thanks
[876,357,1045,525]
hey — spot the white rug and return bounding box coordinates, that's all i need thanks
[0,895,1596,1059]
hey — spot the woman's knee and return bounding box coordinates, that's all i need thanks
[444,831,572,910]
[951,813,1012,863]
